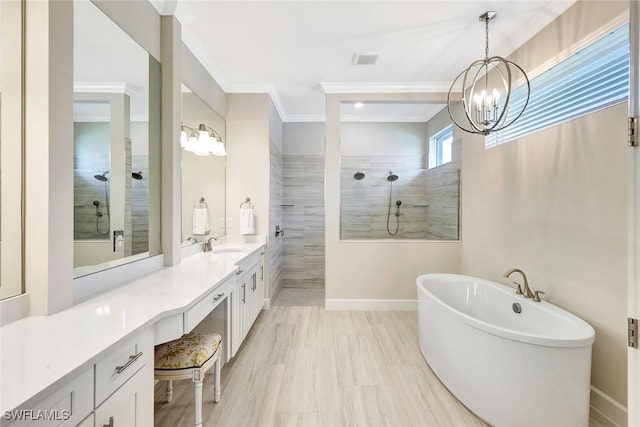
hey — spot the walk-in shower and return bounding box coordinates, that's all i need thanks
[93,171,110,235]
[386,171,401,235]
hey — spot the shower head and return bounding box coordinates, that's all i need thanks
[94,171,109,182]
[353,171,365,180]
[92,200,100,207]
[387,171,399,182]
[132,171,143,180]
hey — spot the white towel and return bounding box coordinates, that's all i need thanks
[240,207,255,235]
[192,207,210,235]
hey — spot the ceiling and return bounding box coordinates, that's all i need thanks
[161,0,576,122]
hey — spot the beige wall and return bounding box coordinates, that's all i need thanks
[325,93,462,305]
[226,93,270,237]
[461,0,629,408]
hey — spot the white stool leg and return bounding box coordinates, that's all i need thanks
[214,356,221,403]
[165,380,173,403]
[193,373,203,427]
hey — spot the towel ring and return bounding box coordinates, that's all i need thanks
[240,197,253,208]
[199,197,208,208]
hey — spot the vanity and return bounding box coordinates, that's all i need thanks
[0,239,266,426]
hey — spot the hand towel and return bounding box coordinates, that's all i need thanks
[240,207,255,235]
[192,207,210,235]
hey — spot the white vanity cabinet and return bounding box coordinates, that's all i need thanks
[93,328,153,427]
[230,248,265,357]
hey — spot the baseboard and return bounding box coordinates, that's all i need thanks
[590,386,627,427]
[324,298,417,311]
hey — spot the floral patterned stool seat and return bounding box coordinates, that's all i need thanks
[154,332,222,427]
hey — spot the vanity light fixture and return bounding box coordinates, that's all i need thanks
[180,124,226,157]
[447,11,530,136]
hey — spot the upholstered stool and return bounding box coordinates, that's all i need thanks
[154,332,222,427]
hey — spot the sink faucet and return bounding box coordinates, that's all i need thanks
[203,236,218,252]
[503,268,535,298]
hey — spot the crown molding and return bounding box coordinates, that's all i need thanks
[74,82,134,95]
[284,114,326,123]
[340,114,430,123]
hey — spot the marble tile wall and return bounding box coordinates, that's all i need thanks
[131,155,149,255]
[282,155,325,289]
[341,155,430,239]
[340,154,461,240]
[269,141,284,298]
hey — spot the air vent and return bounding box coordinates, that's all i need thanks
[352,52,380,65]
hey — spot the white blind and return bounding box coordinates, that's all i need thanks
[486,23,629,148]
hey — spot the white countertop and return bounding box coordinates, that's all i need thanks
[0,238,266,413]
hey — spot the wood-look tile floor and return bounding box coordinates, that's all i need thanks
[154,305,490,427]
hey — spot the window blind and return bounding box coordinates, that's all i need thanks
[486,23,629,148]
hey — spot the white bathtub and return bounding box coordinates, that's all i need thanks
[416,273,595,427]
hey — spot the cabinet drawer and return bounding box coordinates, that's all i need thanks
[3,367,93,427]
[235,247,264,275]
[95,328,153,406]
[184,278,232,333]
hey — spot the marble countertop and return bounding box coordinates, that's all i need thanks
[0,238,266,413]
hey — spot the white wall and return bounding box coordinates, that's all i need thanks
[283,122,325,155]
[460,0,629,415]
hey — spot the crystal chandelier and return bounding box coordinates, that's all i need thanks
[447,11,531,136]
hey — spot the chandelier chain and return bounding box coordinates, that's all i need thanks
[484,15,490,61]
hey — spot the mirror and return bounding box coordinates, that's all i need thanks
[340,101,460,240]
[72,0,161,277]
[0,0,24,299]
[181,86,226,246]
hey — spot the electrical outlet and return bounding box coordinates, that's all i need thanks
[218,218,225,228]
[227,218,233,228]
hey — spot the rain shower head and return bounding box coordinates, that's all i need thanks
[387,171,399,182]
[94,171,109,182]
[353,171,365,180]
[132,171,143,180]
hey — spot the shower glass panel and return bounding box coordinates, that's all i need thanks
[339,101,460,240]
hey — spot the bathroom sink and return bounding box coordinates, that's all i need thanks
[211,247,245,254]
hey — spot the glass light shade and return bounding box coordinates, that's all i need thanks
[184,136,198,152]
[211,140,226,156]
[180,130,188,148]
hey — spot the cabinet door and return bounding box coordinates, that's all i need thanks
[94,362,153,427]
[230,280,245,357]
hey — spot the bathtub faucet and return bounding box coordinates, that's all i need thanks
[503,268,535,299]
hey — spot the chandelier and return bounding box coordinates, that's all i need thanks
[447,11,530,136]
[180,124,226,156]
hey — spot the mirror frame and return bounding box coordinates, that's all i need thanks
[0,0,25,300]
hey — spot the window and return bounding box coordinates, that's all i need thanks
[486,22,629,148]
[429,125,453,169]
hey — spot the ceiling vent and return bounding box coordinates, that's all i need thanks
[352,52,380,66]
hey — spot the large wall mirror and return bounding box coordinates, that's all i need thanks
[340,101,460,240]
[0,1,24,299]
[72,0,161,277]
[181,86,226,245]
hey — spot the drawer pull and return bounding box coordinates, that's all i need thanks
[213,293,225,302]
[242,284,246,303]
[103,416,114,427]
[236,269,244,275]
[115,351,143,374]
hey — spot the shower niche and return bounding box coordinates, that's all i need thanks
[339,101,460,240]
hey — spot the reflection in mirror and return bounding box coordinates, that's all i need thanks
[73,0,161,277]
[340,101,460,240]
[0,0,24,299]
[181,86,226,246]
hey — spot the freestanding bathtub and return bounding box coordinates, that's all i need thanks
[417,273,595,427]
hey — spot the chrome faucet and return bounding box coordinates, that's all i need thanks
[203,236,218,252]
[503,268,535,298]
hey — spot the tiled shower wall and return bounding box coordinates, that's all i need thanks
[341,154,460,240]
[269,140,284,298]
[282,155,325,288]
